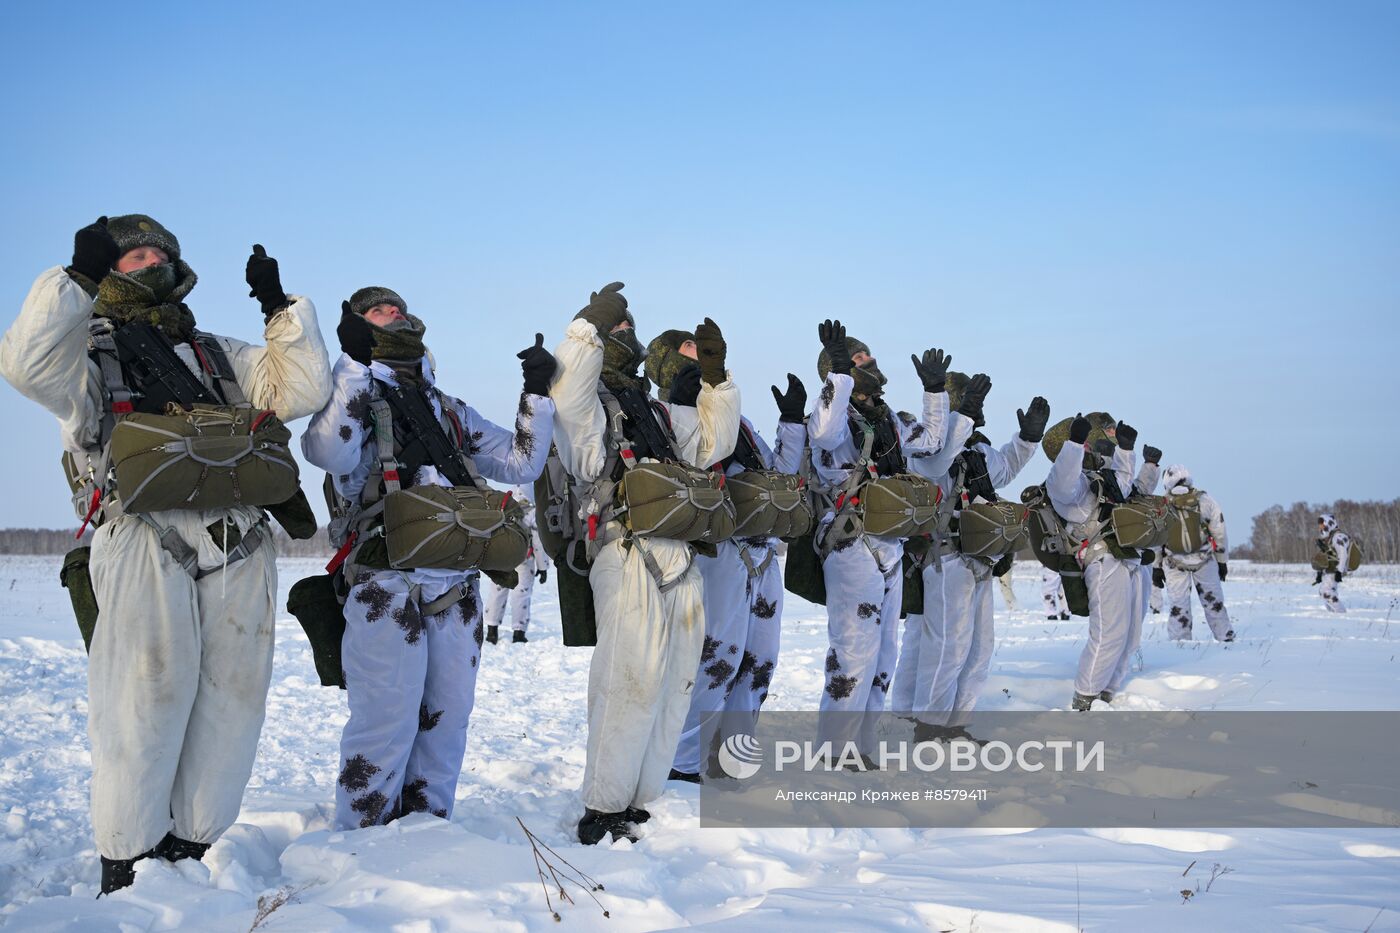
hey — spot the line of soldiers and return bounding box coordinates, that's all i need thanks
[7,216,1343,890]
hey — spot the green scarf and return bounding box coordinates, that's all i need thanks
[92,260,199,343]
[369,313,429,386]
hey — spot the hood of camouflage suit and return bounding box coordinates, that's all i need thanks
[1041,412,1117,463]
[1318,513,1338,538]
[643,329,696,398]
[1161,463,1193,492]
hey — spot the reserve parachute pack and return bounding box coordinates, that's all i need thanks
[724,422,814,540]
[1312,536,1364,573]
[535,381,735,645]
[1110,494,1170,550]
[942,446,1029,561]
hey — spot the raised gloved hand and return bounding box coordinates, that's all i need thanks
[1218,561,1228,581]
[1115,421,1137,451]
[576,282,629,337]
[245,244,288,319]
[70,216,118,283]
[1068,413,1092,446]
[518,332,557,396]
[669,362,702,406]
[338,301,375,365]
[1152,567,1166,588]
[1143,445,1162,465]
[818,319,852,376]
[694,317,727,386]
[911,348,951,393]
[958,373,992,422]
[771,373,807,423]
[1017,396,1050,443]
[537,568,548,585]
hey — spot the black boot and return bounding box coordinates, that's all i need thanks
[486,625,498,645]
[1098,690,1114,703]
[99,847,156,896]
[155,833,211,862]
[1071,692,1097,711]
[1059,612,1071,620]
[667,767,702,784]
[578,808,638,845]
[913,721,957,744]
[512,629,527,643]
[624,806,651,824]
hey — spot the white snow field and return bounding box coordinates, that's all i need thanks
[1,557,1398,931]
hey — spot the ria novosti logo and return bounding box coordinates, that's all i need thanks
[717,733,763,779]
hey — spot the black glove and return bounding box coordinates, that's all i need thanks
[911,348,951,393]
[1143,445,1162,465]
[1152,567,1166,588]
[576,281,629,337]
[245,244,288,319]
[958,373,991,422]
[694,317,727,386]
[1068,413,1092,446]
[818,319,852,376]
[70,216,118,283]
[771,373,807,423]
[518,332,557,396]
[1334,570,1343,583]
[338,302,375,365]
[537,568,548,584]
[669,362,702,406]
[1218,561,1228,581]
[1115,421,1137,452]
[991,552,1014,578]
[1017,396,1050,443]
[1312,571,1323,586]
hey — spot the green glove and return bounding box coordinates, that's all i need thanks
[694,317,727,386]
[575,281,629,337]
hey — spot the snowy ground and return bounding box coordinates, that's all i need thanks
[2,557,1398,931]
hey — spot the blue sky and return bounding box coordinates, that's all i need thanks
[2,1,1397,535]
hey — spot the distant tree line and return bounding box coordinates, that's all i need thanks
[1236,498,1400,564]
[0,526,331,557]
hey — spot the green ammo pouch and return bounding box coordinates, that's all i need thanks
[860,474,941,538]
[956,501,1030,558]
[286,573,346,688]
[783,531,827,606]
[382,485,530,572]
[110,404,300,513]
[59,546,99,653]
[726,470,814,540]
[1110,495,1170,550]
[617,461,736,544]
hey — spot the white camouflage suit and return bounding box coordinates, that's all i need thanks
[1317,513,1351,613]
[1109,458,1162,696]
[807,372,949,753]
[550,318,740,815]
[0,267,331,859]
[672,415,804,775]
[303,354,553,830]
[1046,438,1138,701]
[482,485,550,636]
[1158,464,1233,642]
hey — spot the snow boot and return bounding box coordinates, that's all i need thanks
[1098,690,1114,703]
[913,721,958,744]
[486,625,498,645]
[155,834,210,862]
[1222,631,1235,643]
[512,630,527,643]
[1045,613,1059,621]
[668,767,702,784]
[1071,692,1097,711]
[98,848,156,896]
[948,725,988,747]
[625,807,651,824]
[578,809,639,845]
[1059,612,1071,620]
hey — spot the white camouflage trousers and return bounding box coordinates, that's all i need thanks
[1041,567,1068,617]
[902,554,999,727]
[483,562,537,633]
[673,539,783,774]
[88,511,277,859]
[818,533,903,755]
[1074,555,1136,698]
[1165,559,1234,641]
[336,570,481,830]
[582,536,704,813]
[1319,573,1346,613]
